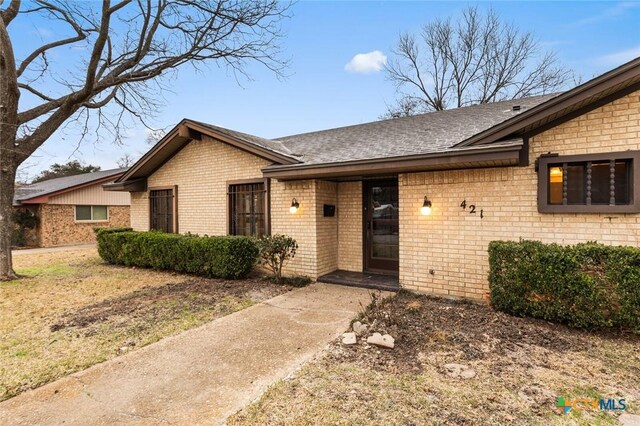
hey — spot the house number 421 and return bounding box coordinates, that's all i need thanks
[460,200,484,219]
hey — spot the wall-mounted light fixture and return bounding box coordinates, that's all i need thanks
[421,196,432,216]
[289,198,300,214]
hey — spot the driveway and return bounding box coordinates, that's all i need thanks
[0,283,377,425]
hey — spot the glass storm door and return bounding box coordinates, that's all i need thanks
[364,179,399,274]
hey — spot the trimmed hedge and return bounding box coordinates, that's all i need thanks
[95,228,259,279]
[489,240,640,331]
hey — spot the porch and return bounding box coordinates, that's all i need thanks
[317,270,400,292]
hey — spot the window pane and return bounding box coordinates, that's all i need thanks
[548,165,563,204]
[76,205,92,220]
[615,161,631,205]
[590,162,610,205]
[150,189,174,233]
[92,206,108,220]
[229,183,266,237]
[566,164,586,205]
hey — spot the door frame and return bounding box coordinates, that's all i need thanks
[362,178,399,276]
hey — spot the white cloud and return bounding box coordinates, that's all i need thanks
[596,45,640,66]
[573,1,640,26]
[344,50,387,74]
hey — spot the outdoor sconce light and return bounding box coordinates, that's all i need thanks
[289,198,300,214]
[421,196,432,216]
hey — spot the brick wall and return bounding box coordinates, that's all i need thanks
[39,204,130,247]
[130,136,343,279]
[130,135,272,234]
[270,179,340,278]
[315,180,338,276]
[337,181,362,271]
[399,89,640,299]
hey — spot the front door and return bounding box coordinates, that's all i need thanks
[364,179,399,274]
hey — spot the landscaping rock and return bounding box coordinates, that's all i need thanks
[517,384,555,406]
[443,363,476,379]
[352,321,368,335]
[619,414,640,426]
[366,333,395,349]
[459,369,477,379]
[341,332,357,345]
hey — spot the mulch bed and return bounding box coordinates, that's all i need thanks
[330,290,640,374]
[51,275,292,334]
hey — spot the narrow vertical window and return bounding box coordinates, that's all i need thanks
[150,188,176,233]
[228,182,267,237]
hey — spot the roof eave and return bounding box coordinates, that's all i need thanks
[262,142,523,180]
[455,57,640,148]
[15,173,125,204]
[116,119,301,184]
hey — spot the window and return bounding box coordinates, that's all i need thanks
[538,151,640,213]
[150,187,177,233]
[75,205,108,221]
[228,181,268,237]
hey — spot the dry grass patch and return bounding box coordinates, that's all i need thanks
[229,291,640,426]
[1,247,291,401]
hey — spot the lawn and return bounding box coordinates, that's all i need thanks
[229,291,640,426]
[0,247,292,401]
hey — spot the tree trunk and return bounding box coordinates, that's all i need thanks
[0,160,17,280]
[0,16,20,280]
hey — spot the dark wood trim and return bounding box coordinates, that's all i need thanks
[148,186,178,233]
[456,59,640,148]
[115,118,300,185]
[519,136,530,166]
[103,177,147,192]
[362,179,400,276]
[525,81,640,139]
[537,150,640,213]
[263,143,523,180]
[185,121,300,165]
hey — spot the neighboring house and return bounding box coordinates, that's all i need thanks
[13,169,131,247]
[106,58,640,299]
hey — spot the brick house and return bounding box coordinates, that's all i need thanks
[13,169,131,247]
[106,58,640,299]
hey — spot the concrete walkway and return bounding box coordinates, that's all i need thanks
[0,283,375,425]
[12,243,96,256]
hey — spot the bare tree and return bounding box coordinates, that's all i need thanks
[383,6,572,118]
[0,0,290,280]
[116,153,136,168]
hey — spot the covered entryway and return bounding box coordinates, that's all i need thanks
[363,179,399,275]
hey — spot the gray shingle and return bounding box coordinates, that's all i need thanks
[14,168,128,206]
[275,94,558,165]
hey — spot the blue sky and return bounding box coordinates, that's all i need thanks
[12,1,640,178]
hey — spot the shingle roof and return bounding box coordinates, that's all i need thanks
[274,94,559,165]
[190,120,300,160]
[14,168,128,206]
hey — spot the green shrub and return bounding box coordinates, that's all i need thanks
[96,229,259,279]
[256,234,298,282]
[488,240,640,331]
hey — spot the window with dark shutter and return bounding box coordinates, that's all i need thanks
[150,188,176,232]
[228,181,268,237]
[538,151,640,213]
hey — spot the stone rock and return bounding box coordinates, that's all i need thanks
[352,321,368,335]
[366,332,395,349]
[619,414,640,426]
[517,384,555,406]
[341,332,357,345]
[460,369,477,379]
[443,363,476,379]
